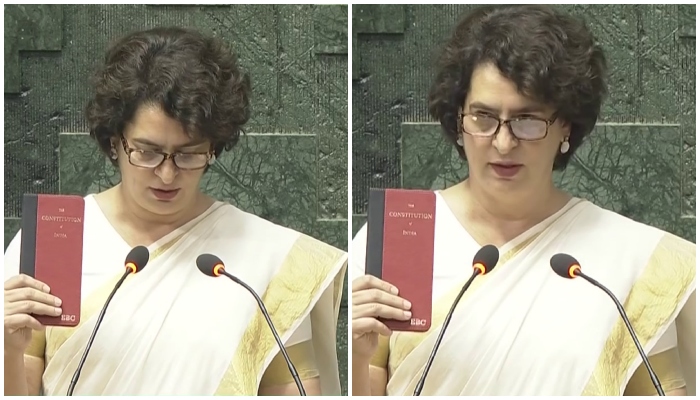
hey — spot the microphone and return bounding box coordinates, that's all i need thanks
[67,245,150,396]
[196,253,307,396]
[413,244,500,396]
[550,253,665,396]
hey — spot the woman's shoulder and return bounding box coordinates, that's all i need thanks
[578,200,695,253]
[651,228,695,265]
[212,202,346,255]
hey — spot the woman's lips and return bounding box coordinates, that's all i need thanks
[489,163,523,178]
[150,188,180,200]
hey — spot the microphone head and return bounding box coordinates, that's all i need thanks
[473,244,499,275]
[125,246,149,274]
[550,253,581,279]
[196,253,225,277]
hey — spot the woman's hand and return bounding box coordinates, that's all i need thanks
[351,275,412,362]
[4,274,62,355]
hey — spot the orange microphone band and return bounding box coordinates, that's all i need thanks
[568,264,581,279]
[213,263,225,277]
[473,263,486,275]
[125,262,137,274]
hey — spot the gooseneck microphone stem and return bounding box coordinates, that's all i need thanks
[220,270,307,396]
[413,270,480,396]
[67,270,131,396]
[577,271,665,396]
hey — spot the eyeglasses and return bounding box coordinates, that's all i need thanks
[120,137,214,170]
[459,111,558,141]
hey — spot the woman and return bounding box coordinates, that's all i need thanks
[351,5,695,396]
[4,27,347,396]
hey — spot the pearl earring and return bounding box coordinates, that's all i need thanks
[560,140,570,154]
[110,148,118,159]
[457,137,464,146]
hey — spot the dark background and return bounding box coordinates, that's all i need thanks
[352,4,696,246]
[4,4,349,394]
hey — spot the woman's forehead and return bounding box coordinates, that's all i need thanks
[465,64,553,115]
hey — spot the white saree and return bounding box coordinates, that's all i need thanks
[351,192,695,396]
[4,195,347,396]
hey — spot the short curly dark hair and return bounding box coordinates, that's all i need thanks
[86,26,251,161]
[428,5,608,170]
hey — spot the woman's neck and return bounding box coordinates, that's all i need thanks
[99,185,212,242]
[442,178,571,247]
[465,178,568,226]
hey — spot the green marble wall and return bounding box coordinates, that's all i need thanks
[352,4,696,244]
[4,4,349,394]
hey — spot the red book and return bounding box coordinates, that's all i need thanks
[366,188,436,332]
[20,194,85,327]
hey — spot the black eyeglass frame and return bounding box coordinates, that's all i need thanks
[457,109,559,141]
[119,136,214,170]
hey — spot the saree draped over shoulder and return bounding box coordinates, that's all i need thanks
[351,194,695,396]
[4,195,347,395]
